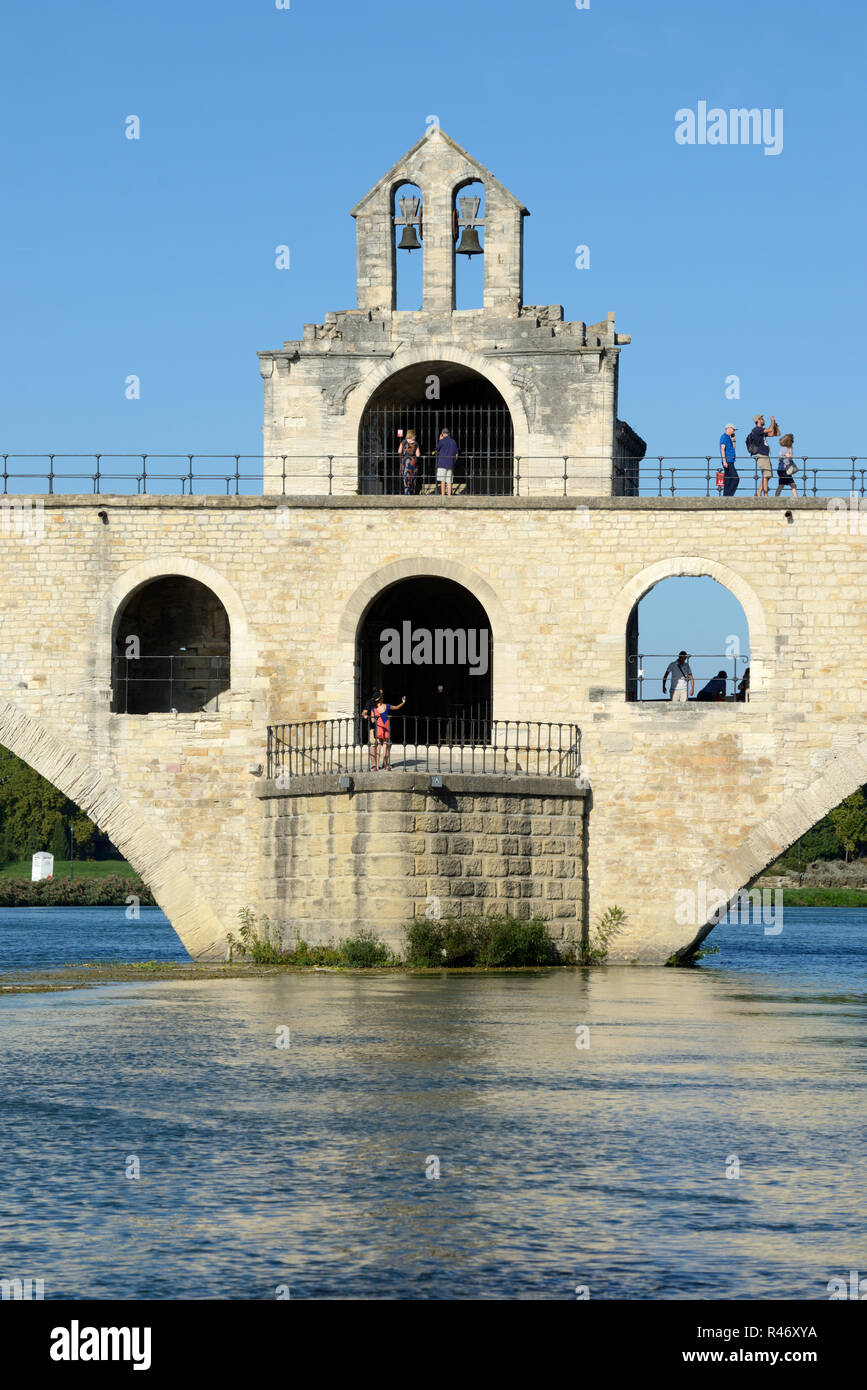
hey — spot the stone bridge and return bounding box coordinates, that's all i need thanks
[0,491,862,962]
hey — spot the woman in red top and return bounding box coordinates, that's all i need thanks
[373,695,406,769]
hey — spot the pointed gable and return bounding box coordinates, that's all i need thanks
[350,128,529,218]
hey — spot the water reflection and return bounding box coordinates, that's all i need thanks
[0,903,865,1299]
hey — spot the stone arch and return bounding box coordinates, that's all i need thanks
[606,555,768,698]
[0,700,229,957]
[452,176,486,309]
[98,557,256,691]
[335,557,515,719]
[345,344,532,459]
[674,738,867,961]
[392,178,424,309]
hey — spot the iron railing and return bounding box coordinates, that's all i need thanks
[360,402,514,495]
[0,453,864,498]
[266,717,582,780]
[627,653,750,702]
[111,655,230,714]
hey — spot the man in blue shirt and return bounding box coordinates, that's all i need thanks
[435,428,459,497]
[719,423,739,496]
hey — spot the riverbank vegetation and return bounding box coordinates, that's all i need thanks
[226,906,627,970]
[777,886,867,908]
[0,748,125,866]
[0,873,154,907]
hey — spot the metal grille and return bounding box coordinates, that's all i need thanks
[267,718,582,779]
[358,405,514,495]
[110,655,230,714]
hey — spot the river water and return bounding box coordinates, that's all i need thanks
[0,906,864,1299]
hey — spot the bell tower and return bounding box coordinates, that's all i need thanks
[350,126,526,316]
[258,128,644,497]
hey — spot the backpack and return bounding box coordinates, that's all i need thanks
[746,428,760,455]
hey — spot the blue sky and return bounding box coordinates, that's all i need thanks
[0,0,861,660]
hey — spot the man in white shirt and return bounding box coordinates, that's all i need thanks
[662,651,694,703]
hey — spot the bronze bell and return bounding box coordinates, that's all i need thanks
[398,224,422,252]
[456,226,483,258]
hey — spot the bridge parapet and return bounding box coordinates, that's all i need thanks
[0,455,864,500]
[266,717,582,781]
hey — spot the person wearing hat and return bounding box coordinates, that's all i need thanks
[719,423,739,497]
[775,432,799,497]
[746,413,778,497]
[662,651,694,704]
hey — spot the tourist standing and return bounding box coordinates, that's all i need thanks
[719,423,739,497]
[373,694,407,769]
[775,432,799,497]
[399,430,421,496]
[662,651,694,703]
[361,687,383,768]
[435,428,458,497]
[746,413,778,497]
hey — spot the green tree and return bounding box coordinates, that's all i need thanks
[779,817,844,868]
[0,748,116,863]
[830,790,867,863]
[49,820,68,862]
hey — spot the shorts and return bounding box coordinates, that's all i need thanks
[671,686,688,704]
[436,466,454,482]
[758,460,772,476]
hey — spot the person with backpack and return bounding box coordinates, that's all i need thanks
[398,430,421,496]
[775,432,799,497]
[719,423,739,496]
[662,651,694,703]
[373,693,407,769]
[746,413,778,497]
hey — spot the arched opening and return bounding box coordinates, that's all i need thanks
[357,576,493,738]
[111,576,231,714]
[393,181,423,311]
[454,179,485,310]
[357,360,514,496]
[625,576,750,702]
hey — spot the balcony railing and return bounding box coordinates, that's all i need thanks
[111,655,230,714]
[0,454,864,498]
[627,653,750,703]
[266,717,582,780]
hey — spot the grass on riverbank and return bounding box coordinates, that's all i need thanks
[778,886,867,907]
[0,859,136,879]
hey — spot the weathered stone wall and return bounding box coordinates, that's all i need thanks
[258,773,587,951]
[0,493,864,961]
